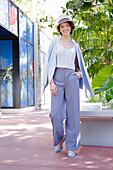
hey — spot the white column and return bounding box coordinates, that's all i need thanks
[34,23,39,109]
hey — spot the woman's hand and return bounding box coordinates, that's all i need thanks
[72,72,82,78]
[50,79,58,96]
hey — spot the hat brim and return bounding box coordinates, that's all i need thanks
[56,18,74,28]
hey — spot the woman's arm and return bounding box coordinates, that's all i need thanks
[50,78,58,96]
[72,71,82,78]
[72,56,82,78]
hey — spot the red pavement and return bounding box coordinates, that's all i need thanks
[0,109,113,170]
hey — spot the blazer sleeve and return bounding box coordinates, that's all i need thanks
[43,38,55,93]
[77,44,95,97]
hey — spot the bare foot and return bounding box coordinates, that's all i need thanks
[58,139,64,148]
[68,150,74,153]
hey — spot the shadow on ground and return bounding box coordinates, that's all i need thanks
[0,109,113,170]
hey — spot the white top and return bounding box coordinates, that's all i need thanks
[56,43,76,70]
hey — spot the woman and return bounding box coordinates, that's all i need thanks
[43,14,94,158]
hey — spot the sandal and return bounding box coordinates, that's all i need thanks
[67,151,75,158]
[55,138,65,153]
[55,145,63,152]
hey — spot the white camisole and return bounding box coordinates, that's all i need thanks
[56,43,76,70]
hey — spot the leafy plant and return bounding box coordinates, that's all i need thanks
[92,65,113,102]
[88,93,108,106]
[62,0,113,79]
[92,65,113,90]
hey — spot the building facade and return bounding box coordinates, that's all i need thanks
[0,0,39,110]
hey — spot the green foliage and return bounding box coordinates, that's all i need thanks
[13,0,55,29]
[92,65,113,90]
[53,32,59,36]
[106,87,113,102]
[16,0,32,2]
[88,92,107,105]
[88,93,113,108]
[62,0,113,78]
[94,76,113,94]
[64,0,113,16]
[92,65,113,102]
[81,2,93,11]
[39,16,55,28]
[38,100,42,109]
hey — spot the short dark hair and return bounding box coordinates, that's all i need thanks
[57,21,75,35]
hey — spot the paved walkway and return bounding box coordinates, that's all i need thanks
[0,109,113,170]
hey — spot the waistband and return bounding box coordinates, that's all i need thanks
[56,67,75,71]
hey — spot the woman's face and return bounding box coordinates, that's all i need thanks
[59,22,71,36]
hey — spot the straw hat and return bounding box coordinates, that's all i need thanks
[56,14,74,28]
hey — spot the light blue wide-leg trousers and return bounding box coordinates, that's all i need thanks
[50,68,80,151]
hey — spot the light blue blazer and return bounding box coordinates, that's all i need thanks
[43,37,94,97]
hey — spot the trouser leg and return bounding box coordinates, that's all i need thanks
[50,86,65,146]
[65,74,80,151]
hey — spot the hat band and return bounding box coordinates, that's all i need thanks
[58,18,70,25]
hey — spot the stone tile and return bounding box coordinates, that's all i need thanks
[0,109,113,169]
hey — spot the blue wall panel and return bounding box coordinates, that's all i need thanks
[27,19,33,44]
[19,12,27,40]
[0,0,34,108]
[0,40,13,107]
[28,44,34,105]
[20,39,27,106]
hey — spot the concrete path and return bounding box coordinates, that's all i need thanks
[0,109,113,170]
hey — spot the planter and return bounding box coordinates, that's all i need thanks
[80,102,102,111]
[80,109,113,147]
